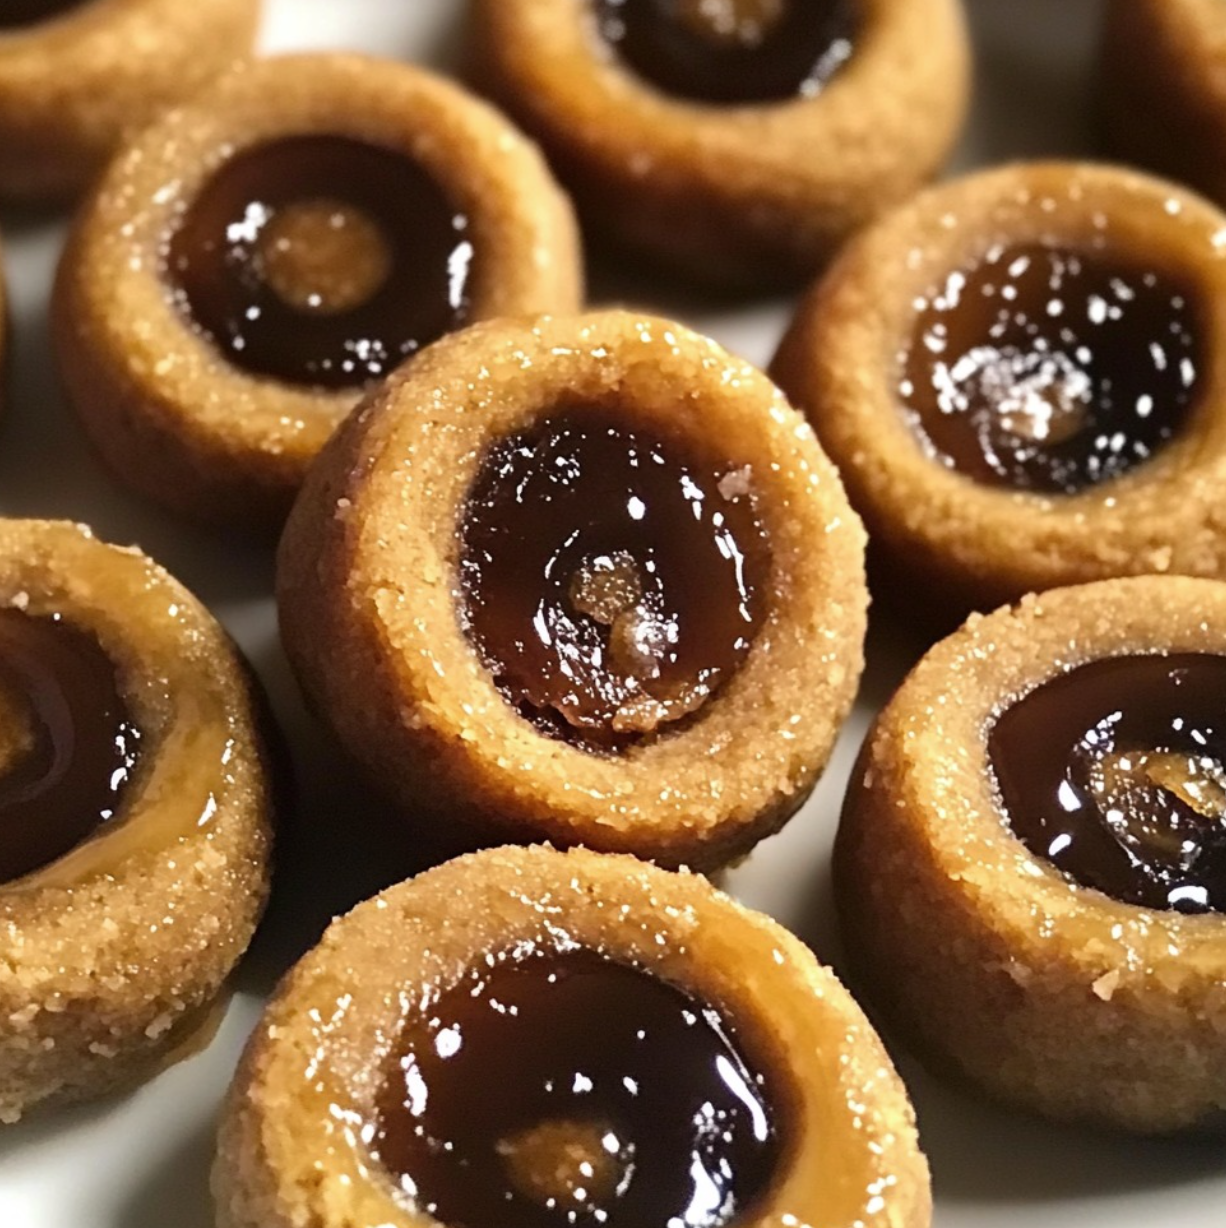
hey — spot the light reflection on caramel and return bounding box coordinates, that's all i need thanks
[0,541,234,896]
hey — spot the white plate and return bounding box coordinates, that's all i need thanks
[0,1,1223,1224]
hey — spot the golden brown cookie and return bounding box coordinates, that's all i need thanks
[1102,0,1226,207]
[0,519,274,1122]
[468,0,970,289]
[0,0,260,202]
[773,161,1226,615]
[277,310,867,871]
[54,53,583,527]
[838,576,1226,1133]
[214,844,930,1228]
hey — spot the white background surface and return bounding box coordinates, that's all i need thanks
[0,1,1224,1224]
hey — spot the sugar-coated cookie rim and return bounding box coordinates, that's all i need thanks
[468,0,969,286]
[773,161,1226,606]
[0,519,273,1121]
[469,0,968,191]
[278,310,868,869]
[214,845,930,1228]
[837,576,1226,1129]
[0,520,252,898]
[867,576,1226,983]
[54,53,582,510]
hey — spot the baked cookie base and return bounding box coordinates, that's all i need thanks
[838,578,1226,1133]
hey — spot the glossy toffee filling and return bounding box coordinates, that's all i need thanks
[594,0,858,105]
[0,610,142,885]
[901,243,1203,493]
[0,0,85,29]
[990,653,1226,914]
[373,949,782,1228]
[166,135,475,389]
[459,408,770,752]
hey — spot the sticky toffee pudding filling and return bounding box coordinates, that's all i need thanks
[902,243,1204,493]
[167,135,475,391]
[54,54,582,525]
[593,0,859,105]
[773,162,1226,612]
[991,654,1226,915]
[372,950,781,1228]
[0,611,143,886]
[0,520,273,1123]
[213,847,931,1228]
[459,409,770,751]
[277,311,867,869]
[837,576,1226,1131]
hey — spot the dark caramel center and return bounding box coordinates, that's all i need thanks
[901,243,1203,492]
[595,0,858,104]
[0,0,85,29]
[459,408,770,751]
[372,950,782,1228]
[166,135,474,390]
[0,610,143,885]
[990,653,1226,913]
